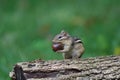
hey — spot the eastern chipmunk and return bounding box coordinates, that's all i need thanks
[52,30,85,59]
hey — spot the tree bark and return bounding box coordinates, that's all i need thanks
[9,56,120,80]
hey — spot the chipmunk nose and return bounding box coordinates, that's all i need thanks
[52,40,61,43]
[52,40,55,42]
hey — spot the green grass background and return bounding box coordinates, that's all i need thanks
[0,0,120,79]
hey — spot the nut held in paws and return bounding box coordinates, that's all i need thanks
[52,43,64,52]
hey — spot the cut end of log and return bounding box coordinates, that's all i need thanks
[11,65,26,80]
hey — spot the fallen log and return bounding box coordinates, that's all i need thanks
[9,55,120,80]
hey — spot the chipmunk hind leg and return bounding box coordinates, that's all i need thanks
[72,49,84,59]
[63,53,72,59]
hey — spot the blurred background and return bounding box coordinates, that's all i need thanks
[0,0,120,79]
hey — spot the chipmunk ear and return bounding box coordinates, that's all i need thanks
[61,30,70,36]
[61,30,65,33]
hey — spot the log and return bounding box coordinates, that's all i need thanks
[9,56,120,80]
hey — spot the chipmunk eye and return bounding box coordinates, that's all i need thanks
[58,36,62,39]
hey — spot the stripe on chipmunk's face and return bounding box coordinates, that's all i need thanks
[57,30,70,41]
[52,30,71,43]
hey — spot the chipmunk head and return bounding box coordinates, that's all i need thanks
[52,30,71,43]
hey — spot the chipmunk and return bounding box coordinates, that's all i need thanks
[52,30,85,59]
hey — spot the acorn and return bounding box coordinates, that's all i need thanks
[52,43,64,52]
